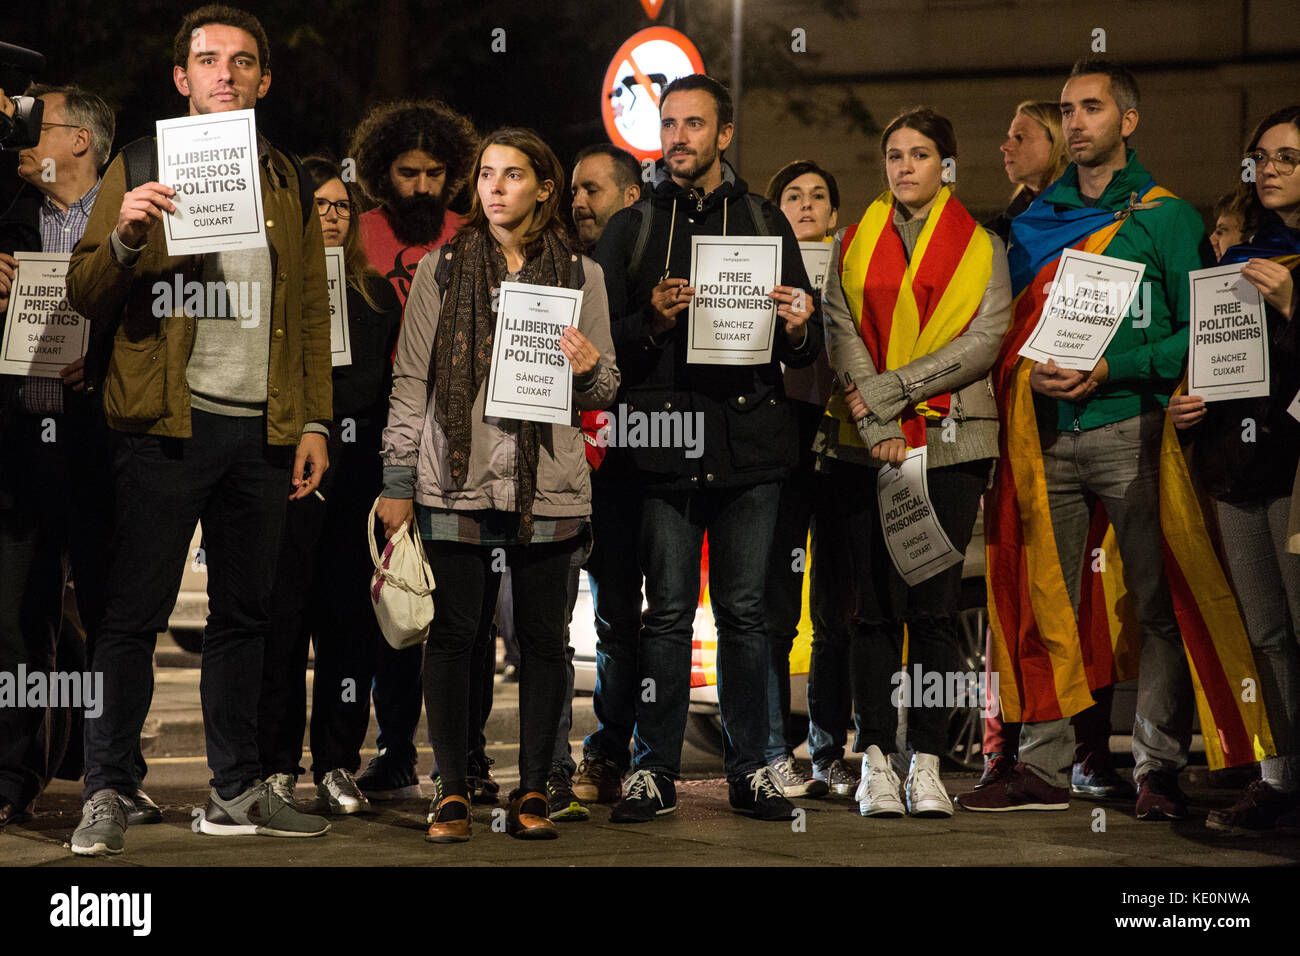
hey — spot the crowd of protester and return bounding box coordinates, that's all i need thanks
[0,3,1297,855]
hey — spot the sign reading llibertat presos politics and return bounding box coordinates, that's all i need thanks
[687,235,782,365]
[798,241,833,295]
[1187,263,1269,402]
[485,281,582,426]
[1018,249,1145,371]
[0,253,89,378]
[877,446,963,588]
[156,109,267,256]
[324,247,352,367]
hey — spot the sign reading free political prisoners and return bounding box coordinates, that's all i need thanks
[485,281,582,426]
[0,253,89,378]
[1018,249,1145,371]
[157,109,267,256]
[324,247,353,367]
[1187,263,1269,402]
[876,446,963,588]
[687,235,782,365]
[798,241,833,295]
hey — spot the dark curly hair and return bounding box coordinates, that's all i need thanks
[348,99,478,208]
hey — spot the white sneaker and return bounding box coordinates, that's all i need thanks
[854,745,905,817]
[317,769,371,815]
[266,772,297,806]
[905,752,954,817]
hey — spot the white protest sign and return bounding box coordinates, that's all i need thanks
[157,109,267,256]
[324,247,352,367]
[485,281,582,426]
[687,235,782,365]
[1018,249,1144,371]
[1187,263,1268,402]
[0,253,89,378]
[798,241,833,294]
[877,446,963,587]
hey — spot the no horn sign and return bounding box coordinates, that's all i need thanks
[601,27,706,161]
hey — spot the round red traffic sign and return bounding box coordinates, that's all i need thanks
[601,27,706,162]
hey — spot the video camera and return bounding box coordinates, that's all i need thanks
[0,40,47,150]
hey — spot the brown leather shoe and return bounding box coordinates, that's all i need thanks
[508,791,558,840]
[426,795,471,843]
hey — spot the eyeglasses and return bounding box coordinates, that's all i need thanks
[1246,149,1300,177]
[315,198,352,219]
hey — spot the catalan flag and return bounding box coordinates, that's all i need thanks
[986,184,1276,769]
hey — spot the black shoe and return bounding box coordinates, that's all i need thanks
[119,789,163,825]
[0,798,32,829]
[547,769,590,822]
[610,770,676,823]
[355,754,421,801]
[730,766,796,821]
[467,752,501,806]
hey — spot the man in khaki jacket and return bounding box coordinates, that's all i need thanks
[64,3,332,855]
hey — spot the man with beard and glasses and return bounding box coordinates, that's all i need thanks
[350,98,478,307]
[348,98,480,803]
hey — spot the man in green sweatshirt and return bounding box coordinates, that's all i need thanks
[959,59,1215,819]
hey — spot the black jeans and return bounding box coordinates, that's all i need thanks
[836,456,989,757]
[422,534,581,796]
[83,410,292,801]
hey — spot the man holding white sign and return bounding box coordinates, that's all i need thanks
[962,60,1217,818]
[65,4,333,855]
[592,74,820,824]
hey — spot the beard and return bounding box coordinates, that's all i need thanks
[666,143,718,184]
[386,192,448,246]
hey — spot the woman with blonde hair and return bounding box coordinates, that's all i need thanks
[987,100,1068,244]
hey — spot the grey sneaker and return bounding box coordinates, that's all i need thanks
[266,772,297,806]
[71,789,128,856]
[767,755,829,798]
[317,769,370,815]
[813,758,859,797]
[200,780,330,837]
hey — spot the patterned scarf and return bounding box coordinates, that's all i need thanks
[431,226,571,543]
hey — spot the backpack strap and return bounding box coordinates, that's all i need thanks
[744,193,772,236]
[120,135,158,192]
[625,198,656,279]
[279,148,314,230]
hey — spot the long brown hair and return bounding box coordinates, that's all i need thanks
[460,127,571,249]
[1009,100,1068,201]
[300,155,382,312]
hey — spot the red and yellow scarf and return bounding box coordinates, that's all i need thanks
[826,186,992,448]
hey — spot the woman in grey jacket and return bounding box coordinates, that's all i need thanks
[377,128,619,843]
[814,108,1011,820]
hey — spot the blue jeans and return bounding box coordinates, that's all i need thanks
[583,473,643,769]
[634,482,780,780]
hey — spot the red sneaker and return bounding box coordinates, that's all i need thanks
[957,762,1069,811]
[1135,770,1189,821]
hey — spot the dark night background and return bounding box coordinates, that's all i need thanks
[1,0,872,218]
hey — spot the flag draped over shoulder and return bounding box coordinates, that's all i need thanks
[986,184,1275,769]
[825,186,992,448]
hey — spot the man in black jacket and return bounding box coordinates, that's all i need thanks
[593,75,822,822]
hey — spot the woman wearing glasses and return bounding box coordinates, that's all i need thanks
[257,156,403,817]
[1168,105,1300,834]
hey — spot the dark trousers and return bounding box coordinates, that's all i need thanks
[836,457,989,757]
[83,410,292,801]
[422,535,580,796]
[0,402,114,808]
[583,471,643,769]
